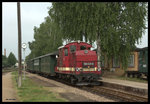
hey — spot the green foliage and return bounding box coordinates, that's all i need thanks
[26,16,63,60]
[2,55,9,67]
[49,2,147,70]
[7,52,17,67]
[26,2,147,70]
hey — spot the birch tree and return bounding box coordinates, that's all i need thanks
[49,2,147,69]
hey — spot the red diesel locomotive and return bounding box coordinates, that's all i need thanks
[55,41,101,85]
[27,41,102,86]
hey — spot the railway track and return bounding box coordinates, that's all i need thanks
[26,71,148,102]
[81,86,148,102]
[48,74,148,102]
[45,75,148,102]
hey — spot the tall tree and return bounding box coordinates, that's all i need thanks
[49,2,147,70]
[2,55,8,67]
[7,52,17,67]
[27,16,63,60]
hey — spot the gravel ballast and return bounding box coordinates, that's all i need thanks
[25,71,115,102]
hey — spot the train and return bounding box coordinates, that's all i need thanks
[94,47,148,79]
[125,47,148,78]
[26,41,102,86]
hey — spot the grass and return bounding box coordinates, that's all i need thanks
[102,70,147,83]
[115,76,148,83]
[2,68,17,73]
[12,71,68,102]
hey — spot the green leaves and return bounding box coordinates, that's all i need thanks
[49,2,147,70]
[2,55,8,67]
[27,2,147,70]
[26,15,63,60]
[7,52,17,67]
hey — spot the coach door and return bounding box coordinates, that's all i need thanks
[69,45,76,73]
[59,48,63,67]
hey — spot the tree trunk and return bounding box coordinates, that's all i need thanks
[97,33,101,71]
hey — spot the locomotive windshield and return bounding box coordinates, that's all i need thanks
[70,45,76,52]
[80,46,86,50]
[80,45,91,50]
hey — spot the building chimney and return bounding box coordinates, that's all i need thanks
[4,48,6,56]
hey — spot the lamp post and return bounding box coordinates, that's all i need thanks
[22,43,27,79]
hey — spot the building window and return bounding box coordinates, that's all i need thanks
[128,54,134,67]
[112,57,120,68]
[70,45,76,52]
[64,48,68,56]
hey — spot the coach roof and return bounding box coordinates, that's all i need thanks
[32,51,59,60]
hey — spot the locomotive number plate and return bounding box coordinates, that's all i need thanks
[83,68,95,71]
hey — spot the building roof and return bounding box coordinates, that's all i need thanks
[134,47,148,52]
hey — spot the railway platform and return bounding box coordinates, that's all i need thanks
[99,77,148,96]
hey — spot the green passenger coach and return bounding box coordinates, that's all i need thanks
[33,59,40,72]
[138,47,148,77]
[40,55,56,76]
[27,51,58,76]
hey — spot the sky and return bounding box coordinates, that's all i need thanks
[2,2,148,60]
[2,2,52,60]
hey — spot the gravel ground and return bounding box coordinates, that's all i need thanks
[25,71,115,102]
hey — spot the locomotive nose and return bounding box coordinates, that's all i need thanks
[76,50,97,61]
[84,50,88,54]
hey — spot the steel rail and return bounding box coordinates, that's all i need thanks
[82,86,148,102]
[25,71,148,102]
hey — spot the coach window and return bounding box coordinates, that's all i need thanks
[64,48,68,56]
[70,45,76,52]
[80,46,86,50]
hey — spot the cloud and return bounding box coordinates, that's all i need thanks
[2,2,52,59]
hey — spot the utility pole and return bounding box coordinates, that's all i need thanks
[17,2,22,87]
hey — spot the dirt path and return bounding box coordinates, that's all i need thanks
[2,72,19,102]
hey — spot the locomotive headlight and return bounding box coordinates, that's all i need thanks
[98,68,101,71]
